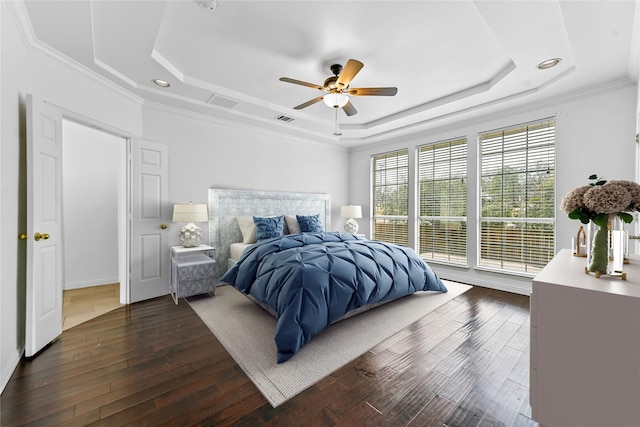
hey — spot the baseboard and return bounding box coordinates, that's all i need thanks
[64,277,119,290]
[1,348,23,395]
[440,272,532,296]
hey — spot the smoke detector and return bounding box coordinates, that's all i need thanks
[198,0,217,11]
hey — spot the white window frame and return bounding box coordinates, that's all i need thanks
[477,118,556,276]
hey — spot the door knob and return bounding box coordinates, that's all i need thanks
[160,224,168,229]
[34,232,50,241]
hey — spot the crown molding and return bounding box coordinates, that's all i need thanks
[7,1,144,106]
[142,100,349,153]
[348,77,636,153]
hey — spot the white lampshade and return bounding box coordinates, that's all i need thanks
[173,202,208,247]
[341,205,362,219]
[172,202,208,223]
[323,93,349,108]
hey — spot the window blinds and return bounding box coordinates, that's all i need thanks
[372,149,409,245]
[478,118,556,274]
[417,138,467,264]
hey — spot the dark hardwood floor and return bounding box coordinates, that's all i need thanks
[1,286,538,426]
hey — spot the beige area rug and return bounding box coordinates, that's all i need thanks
[187,280,471,407]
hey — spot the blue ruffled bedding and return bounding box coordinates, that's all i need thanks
[221,231,447,362]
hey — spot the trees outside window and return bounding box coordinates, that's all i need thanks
[370,117,555,275]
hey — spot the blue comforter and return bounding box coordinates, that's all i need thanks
[221,232,447,362]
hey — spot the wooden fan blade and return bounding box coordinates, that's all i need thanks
[342,100,358,116]
[348,87,398,96]
[279,77,325,91]
[293,96,324,110]
[336,59,364,88]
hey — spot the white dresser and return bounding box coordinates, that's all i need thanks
[530,249,640,427]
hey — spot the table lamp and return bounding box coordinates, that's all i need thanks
[172,202,209,247]
[341,205,362,234]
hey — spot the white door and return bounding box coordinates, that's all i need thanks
[25,95,64,357]
[130,139,170,302]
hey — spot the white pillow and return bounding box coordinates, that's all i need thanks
[235,216,257,243]
[285,215,301,234]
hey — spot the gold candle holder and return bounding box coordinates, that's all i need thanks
[574,226,587,257]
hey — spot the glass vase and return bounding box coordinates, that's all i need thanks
[586,215,626,277]
[609,215,627,275]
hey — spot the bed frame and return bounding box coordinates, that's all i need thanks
[208,188,331,281]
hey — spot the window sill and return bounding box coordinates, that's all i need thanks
[474,265,537,279]
[421,258,469,269]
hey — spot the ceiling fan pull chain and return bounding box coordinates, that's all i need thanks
[333,107,342,136]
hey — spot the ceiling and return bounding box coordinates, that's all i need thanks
[15,0,640,148]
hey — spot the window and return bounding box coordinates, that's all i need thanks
[417,138,467,264]
[372,149,409,245]
[479,118,555,274]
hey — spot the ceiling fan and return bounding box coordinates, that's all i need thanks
[279,59,398,117]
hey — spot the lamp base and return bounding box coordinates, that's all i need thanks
[344,218,359,234]
[179,222,203,247]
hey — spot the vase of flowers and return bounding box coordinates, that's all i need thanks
[561,175,640,278]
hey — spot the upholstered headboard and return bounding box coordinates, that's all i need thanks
[208,188,331,281]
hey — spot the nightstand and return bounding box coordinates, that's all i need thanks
[170,244,216,304]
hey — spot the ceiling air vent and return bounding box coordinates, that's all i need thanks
[275,115,294,123]
[205,94,239,109]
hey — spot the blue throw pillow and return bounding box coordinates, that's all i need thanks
[253,216,284,240]
[296,214,324,232]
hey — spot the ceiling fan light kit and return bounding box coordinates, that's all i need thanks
[323,93,349,108]
[280,59,398,133]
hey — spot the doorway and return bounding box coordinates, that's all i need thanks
[61,120,128,328]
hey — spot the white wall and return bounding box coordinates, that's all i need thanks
[141,105,351,247]
[62,120,122,289]
[348,82,638,295]
[2,0,28,393]
[0,0,5,393]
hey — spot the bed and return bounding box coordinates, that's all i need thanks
[208,188,332,278]
[209,188,447,362]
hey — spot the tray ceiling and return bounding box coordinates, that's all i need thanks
[15,0,640,147]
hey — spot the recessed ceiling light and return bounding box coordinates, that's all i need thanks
[152,79,171,88]
[537,58,562,70]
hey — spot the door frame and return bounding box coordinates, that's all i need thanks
[56,108,133,304]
